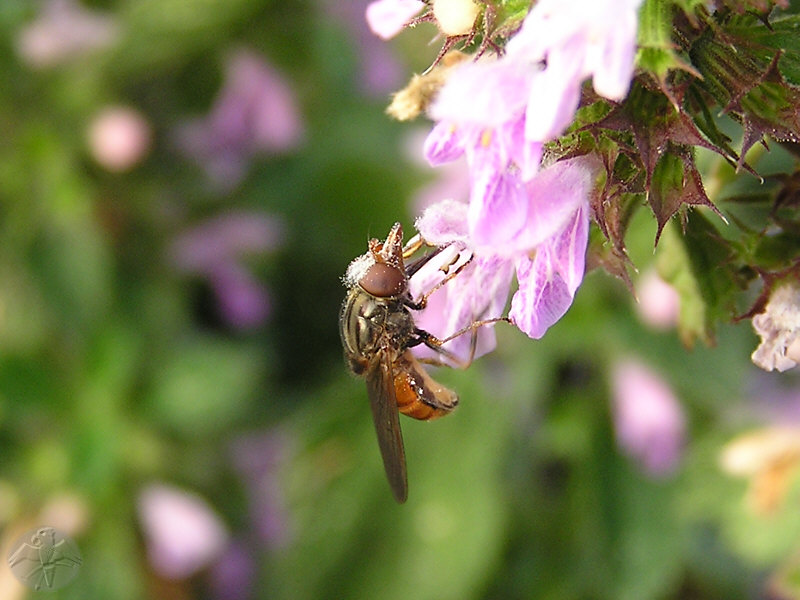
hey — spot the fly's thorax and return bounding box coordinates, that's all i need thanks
[340,251,414,374]
[339,285,414,375]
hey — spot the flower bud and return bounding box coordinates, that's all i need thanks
[87,106,151,172]
[137,484,229,580]
[611,359,685,477]
[635,269,680,330]
[433,0,479,36]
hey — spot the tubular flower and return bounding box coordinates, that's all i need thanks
[420,0,640,305]
[505,0,643,140]
[410,156,599,358]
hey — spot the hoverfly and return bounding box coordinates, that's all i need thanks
[339,223,499,503]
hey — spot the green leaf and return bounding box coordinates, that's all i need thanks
[660,210,743,345]
[145,335,263,436]
[656,221,710,346]
[649,149,719,241]
[726,15,800,86]
[637,0,694,78]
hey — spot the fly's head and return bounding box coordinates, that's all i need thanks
[343,222,409,300]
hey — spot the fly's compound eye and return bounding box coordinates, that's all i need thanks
[360,263,406,298]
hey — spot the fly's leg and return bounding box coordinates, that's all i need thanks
[402,233,427,258]
[413,316,511,368]
[402,233,450,279]
[405,252,474,311]
[438,317,511,347]
[407,329,465,367]
[404,246,444,279]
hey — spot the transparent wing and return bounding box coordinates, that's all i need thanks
[366,352,408,503]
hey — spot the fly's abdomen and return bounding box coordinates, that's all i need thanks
[393,351,458,421]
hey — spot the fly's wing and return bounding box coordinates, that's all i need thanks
[366,352,408,503]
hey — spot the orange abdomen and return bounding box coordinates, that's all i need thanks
[392,351,458,421]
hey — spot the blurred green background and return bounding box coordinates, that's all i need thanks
[1,1,800,599]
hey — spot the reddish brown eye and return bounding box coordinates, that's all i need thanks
[360,263,406,298]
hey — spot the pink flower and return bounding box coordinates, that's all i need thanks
[16,0,118,68]
[409,238,513,363]
[169,212,284,330]
[611,359,686,477]
[506,0,643,140]
[137,484,229,580]
[635,269,680,330]
[209,541,256,600]
[403,128,471,213]
[410,156,598,359]
[424,0,641,257]
[508,200,589,338]
[178,49,304,189]
[323,0,405,96]
[87,106,152,172]
[365,0,425,40]
[426,58,544,182]
[427,0,642,165]
[229,430,292,548]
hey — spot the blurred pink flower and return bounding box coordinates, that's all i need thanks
[209,541,256,600]
[207,262,272,331]
[87,106,152,172]
[611,359,686,477]
[178,49,304,189]
[137,484,229,580]
[635,269,680,330]
[169,212,284,330]
[365,0,425,40]
[323,0,405,95]
[16,0,118,68]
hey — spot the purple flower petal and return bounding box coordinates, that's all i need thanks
[210,263,271,330]
[512,156,597,252]
[209,541,256,600]
[415,198,470,245]
[424,121,466,165]
[523,44,584,141]
[588,11,638,100]
[547,200,589,296]
[508,250,575,339]
[410,252,513,364]
[365,0,424,40]
[429,59,533,127]
[611,359,686,477]
[169,212,283,330]
[468,169,528,250]
[170,212,285,272]
[176,49,304,190]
